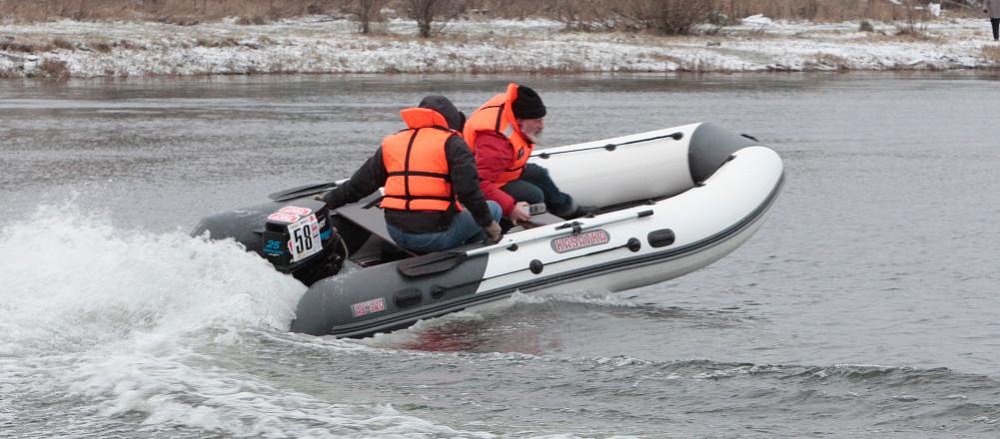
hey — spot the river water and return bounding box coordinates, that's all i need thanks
[2,73,999,438]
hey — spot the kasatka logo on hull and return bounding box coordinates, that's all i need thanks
[551,229,610,253]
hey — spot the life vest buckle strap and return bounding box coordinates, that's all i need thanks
[384,195,455,202]
[386,171,452,182]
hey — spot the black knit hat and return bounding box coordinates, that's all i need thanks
[512,85,546,119]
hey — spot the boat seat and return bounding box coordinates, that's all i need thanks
[335,193,400,246]
[350,234,411,267]
[518,212,566,229]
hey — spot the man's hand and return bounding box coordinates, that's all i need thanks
[509,201,531,224]
[483,221,502,244]
[314,191,327,202]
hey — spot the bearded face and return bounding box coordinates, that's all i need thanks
[517,117,545,143]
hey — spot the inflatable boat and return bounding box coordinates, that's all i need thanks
[193,123,784,338]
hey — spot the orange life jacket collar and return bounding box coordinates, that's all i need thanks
[400,107,450,130]
[463,83,535,185]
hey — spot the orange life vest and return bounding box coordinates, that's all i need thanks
[463,83,535,186]
[380,108,461,212]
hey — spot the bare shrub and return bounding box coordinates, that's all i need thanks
[113,39,143,50]
[92,42,112,53]
[896,0,931,35]
[306,3,325,15]
[405,0,467,38]
[983,46,1000,64]
[677,57,717,72]
[236,15,269,25]
[52,37,75,50]
[548,0,611,31]
[534,0,716,35]
[195,37,240,47]
[469,0,557,19]
[0,0,343,23]
[352,0,388,34]
[894,25,932,41]
[0,0,970,28]
[608,0,715,35]
[813,52,849,70]
[859,20,875,32]
[893,0,933,41]
[0,38,40,53]
[713,0,980,22]
[40,58,70,79]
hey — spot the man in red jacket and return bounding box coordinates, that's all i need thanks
[464,84,578,225]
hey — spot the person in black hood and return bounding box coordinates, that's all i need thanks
[319,96,502,254]
[987,0,1000,41]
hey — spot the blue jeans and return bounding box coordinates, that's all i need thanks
[500,163,575,216]
[387,201,502,254]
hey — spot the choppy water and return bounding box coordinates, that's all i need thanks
[2,73,1000,438]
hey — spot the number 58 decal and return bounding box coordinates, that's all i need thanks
[287,214,322,262]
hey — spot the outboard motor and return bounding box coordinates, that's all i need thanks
[193,198,345,286]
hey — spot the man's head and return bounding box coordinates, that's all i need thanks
[513,85,545,143]
[418,95,466,131]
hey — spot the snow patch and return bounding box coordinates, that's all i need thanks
[2,16,998,78]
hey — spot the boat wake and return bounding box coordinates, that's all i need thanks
[0,203,304,355]
[0,204,493,438]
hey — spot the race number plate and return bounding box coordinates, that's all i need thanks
[287,214,322,262]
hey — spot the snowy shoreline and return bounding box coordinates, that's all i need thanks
[2,15,999,79]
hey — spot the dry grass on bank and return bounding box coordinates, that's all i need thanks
[39,58,69,79]
[472,0,974,21]
[983,45,1000,64]
[718,0,909,22]
[0,39,47,53]
[1,34,149,54]
[0,0,979,24]
[813,52,850,70]
[0,0,339,23]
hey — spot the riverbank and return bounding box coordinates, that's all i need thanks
[2,14,999,78]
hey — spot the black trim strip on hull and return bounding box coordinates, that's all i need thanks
[325,172,785,337]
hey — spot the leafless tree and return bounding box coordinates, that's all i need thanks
[609,0,715,35]
[355,0,387,34]
[551,0,607,31]
[406,0,466,38]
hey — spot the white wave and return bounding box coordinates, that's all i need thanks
[0,205,497,438]
[0,203,304,357]
[63,348,494,438]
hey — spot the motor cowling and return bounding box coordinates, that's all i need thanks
[192,197,344,286]
[259,199,343,285]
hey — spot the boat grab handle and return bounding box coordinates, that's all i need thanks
[465,208,655,257]
[535,132,683,159]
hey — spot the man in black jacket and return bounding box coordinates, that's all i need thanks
[320,96,502,254]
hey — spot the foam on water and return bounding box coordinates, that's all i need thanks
[506,290,643,308]
[0,204,493,438]
[0,203,303,356]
